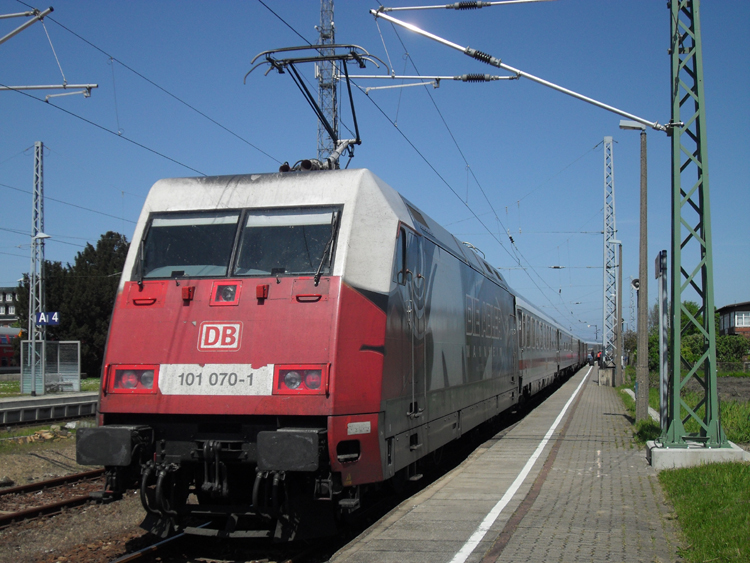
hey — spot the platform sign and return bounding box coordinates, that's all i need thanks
[35,312,60,326]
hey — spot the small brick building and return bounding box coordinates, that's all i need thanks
[717,301,750,340]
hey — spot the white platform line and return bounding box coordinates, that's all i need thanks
[449,367,592,563]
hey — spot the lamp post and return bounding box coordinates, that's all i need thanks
[620,119,649,423]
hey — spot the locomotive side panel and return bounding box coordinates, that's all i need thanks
[380,227,519,476]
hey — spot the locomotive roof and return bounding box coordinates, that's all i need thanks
[124,169,405,295]
[123,168,510,298]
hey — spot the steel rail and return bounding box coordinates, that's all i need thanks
[0,468,105,527]
[0,493,93,528]
[0,468,104,497]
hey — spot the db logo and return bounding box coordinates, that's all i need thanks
[198,322,242,351]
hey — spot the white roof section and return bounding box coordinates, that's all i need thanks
[121,169,414,295]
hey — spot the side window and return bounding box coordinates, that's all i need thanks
[393,227,406,285]
[405,230,422,279]
[393,226,421,285]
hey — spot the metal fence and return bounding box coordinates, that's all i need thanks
[717,362,750,374]
[21,341,81,394]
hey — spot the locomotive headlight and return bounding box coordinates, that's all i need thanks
[140,370,155,389]
[275,365,327,395]
[283,370,303,390]
[304,370,322,390]
[120,371,139,389]
[110,365,159,393]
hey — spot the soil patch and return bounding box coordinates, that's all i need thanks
[685,375,750,403]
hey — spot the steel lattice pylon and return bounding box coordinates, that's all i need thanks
[663,0,725,447]
[602,137,617,364]
[26,141,46,395]
[316,0,337,160]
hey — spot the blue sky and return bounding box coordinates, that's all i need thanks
[1,1,748,341]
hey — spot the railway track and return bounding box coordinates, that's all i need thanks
[0,468,105,528]
[107,531,325,563]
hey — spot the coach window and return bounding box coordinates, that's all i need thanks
[526,317,534,348]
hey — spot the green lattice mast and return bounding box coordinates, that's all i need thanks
[663,0,725,447]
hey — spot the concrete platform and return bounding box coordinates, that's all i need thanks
[330,367,686,563]
[647,440,750,470]
[623,388,750,468]
[0,392,98,424]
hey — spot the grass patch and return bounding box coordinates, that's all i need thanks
[659,463,750,562]
[719,371,750,378]
[675,391,750,444]
[618,371,750,562]
[634,419,661,443]
[619,386,635,414]
[621,375,750,444]
[0,379,20,398]
[0,377,99,397]
[80,378,100,392]
[0,421,92,454]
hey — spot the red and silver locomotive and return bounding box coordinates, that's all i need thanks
[77,168,585,538]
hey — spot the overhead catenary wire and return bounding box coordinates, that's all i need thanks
[26,3,281,165]
[0,181,137,224]
[378,16,517,251]
[0,83,208,176]
[371,10,580,324]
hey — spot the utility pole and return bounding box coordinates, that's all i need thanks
[635,127,648,422]
[663,0,724,447]
[602,137,618,369]
[615,242,623,386]
[316,0,337,160]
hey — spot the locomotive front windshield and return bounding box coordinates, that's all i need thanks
[142,212,240,278]
[233,208,337,276]
[139,207,339,279]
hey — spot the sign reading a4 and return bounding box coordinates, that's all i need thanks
[35,312,60,326]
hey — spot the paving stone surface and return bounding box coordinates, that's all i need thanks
[329,368,684,563]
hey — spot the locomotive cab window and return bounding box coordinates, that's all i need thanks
[140,211,240,279]
[233,207,340,277]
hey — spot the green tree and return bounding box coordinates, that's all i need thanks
[680,301,702,336]
[649,302,660,333]
[14,232,129,378]
[716,335,749,363]
[63,232,129,377]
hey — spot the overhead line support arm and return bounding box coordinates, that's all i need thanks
[370,9,666,132]
[0,7,53,47]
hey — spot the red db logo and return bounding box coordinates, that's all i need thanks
[198,322,242,351]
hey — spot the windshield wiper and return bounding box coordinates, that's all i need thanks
[137,240,145,288]
[314,211,340,286]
